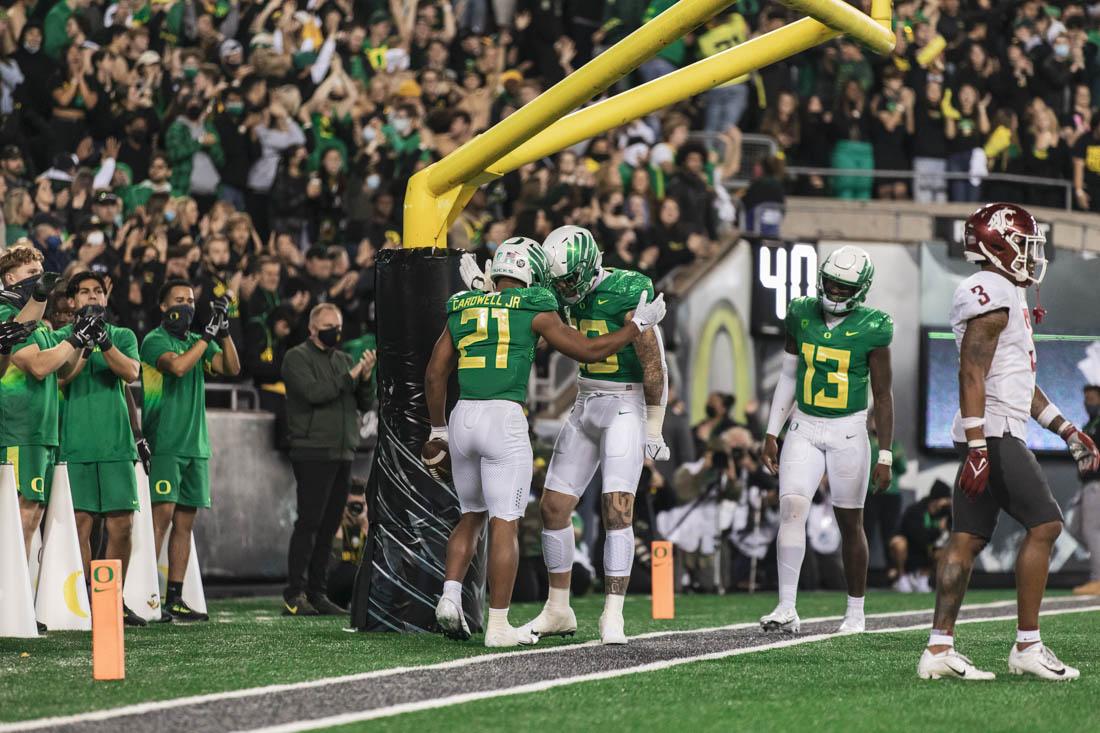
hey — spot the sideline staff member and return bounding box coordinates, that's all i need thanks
[282,303,375,616]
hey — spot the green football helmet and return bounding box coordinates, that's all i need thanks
[817,245,874,315]
[542,225,602,304]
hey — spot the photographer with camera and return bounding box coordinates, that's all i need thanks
[327,478,370,609]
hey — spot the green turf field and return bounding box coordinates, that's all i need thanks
[1,590,1096,732]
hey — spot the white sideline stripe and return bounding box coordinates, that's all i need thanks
[0,597,1083,733]
[237,603,1100,733]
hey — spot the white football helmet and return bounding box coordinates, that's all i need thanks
[489,237,540,287]
[818,245,874,315]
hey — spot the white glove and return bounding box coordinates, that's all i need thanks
[459,253,494,292]
[429,425,449,443]
[646,436,670,461]
[631,291,666,333]
[645,405,669,460]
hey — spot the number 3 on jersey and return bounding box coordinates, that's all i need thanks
[801,343,851,409]
[457,307,510,369]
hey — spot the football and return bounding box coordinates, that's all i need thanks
[421,438,451,482]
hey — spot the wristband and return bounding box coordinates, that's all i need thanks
[1036,404,1061,428]
[967,438,987,449]
[1057,421,1076,439]
[960,416,985,430]
[877,449,893,466]
[645,404,666,439]
[429,425,448,442]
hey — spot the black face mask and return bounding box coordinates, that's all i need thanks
[317,326,341,348]
[163,304,195,338]
[184,105,203,121]
[1087,404,1100,421]
[590,152,610,163]
[705,405,720,419]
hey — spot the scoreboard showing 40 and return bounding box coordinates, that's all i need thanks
[751,240,818,337]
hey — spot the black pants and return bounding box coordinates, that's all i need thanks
[864,492,902,567]
[286,459,351,600]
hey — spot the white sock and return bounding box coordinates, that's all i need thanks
[488,606,510,628]
[547,586,570,609]
[777,495,810,610]
[928,629,953,648]
[603,593,625,616]
[847,595,865,616]
[1016,628,1041,645]
[443,580,462,604]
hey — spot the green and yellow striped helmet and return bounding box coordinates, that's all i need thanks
[542,225,602,304]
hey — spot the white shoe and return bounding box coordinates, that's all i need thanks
[911,573,932,593]
[837,614,865,633]
[892,574,914,593]
[917,647,996,680]
[1008,643,1080,681]
[760,606,800,634]
[484,622,539,648]
[599,610,628,645]
[518,604,577,639]
[435,597,471,641]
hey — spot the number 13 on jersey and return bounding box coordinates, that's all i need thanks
[801,343,851,409]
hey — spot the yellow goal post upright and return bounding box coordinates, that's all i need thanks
[351,0,894,634]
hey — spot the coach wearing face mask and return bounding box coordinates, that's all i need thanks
[281,303,375,617]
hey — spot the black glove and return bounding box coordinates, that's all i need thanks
[217,313,230,339]
[66,313,99,349]
[91,320,113,352]
[203,309,221,340]
[32,272,61,303]
[0,320,35,354]
[136,438,152,476]
[210,294,231,318]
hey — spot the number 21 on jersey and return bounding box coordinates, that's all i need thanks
[457,308,510,369]
[801,343,851,409]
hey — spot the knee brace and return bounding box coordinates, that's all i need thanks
[603,527,634,577]
[541,526,575,574]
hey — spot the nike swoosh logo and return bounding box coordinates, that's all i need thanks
[598,299,609,305]
[1040,662,1067,676]
[92,587,108,593]
[945,662,966,677]
[286,605,298,614]
[845,434,856,439]
[845,331,859,337]
[618,410,630,415]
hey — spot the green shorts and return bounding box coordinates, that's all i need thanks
[68,461,139,515]
[149,455,210,508]
[2,445,57,504]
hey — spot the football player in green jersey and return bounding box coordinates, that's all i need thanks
[760,245,895,634]
[523,225,669,646]
[141,280,240,621]
[426,238,666,647]
[57,272,149,626]
[1,246,97,561]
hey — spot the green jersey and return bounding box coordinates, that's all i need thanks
[4,323,65,447]
[446,287,558,402]
[140,327,221,458]
[56,324,140,463]
[568,269,654,384]
[785,297,893,418]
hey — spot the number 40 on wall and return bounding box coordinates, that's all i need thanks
[751,241,818,337]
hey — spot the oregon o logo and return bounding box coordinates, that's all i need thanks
[93,565,114,583]
[155,480,172,495]
[30,477,45,494]
[653,544,669,560]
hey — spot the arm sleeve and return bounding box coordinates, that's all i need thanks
[766,352,799,438]
[93,157,116,190]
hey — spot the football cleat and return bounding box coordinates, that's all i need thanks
[918,648,996,680]
[282,594,319,617]
[892,573,914,593]
[1008,643,1080,681]
[484,622,538,648]
[837,614,865,633]
[123,605,148,627]
[435,596,471,641]
[520,604,578,639]
[167,599,209,622]
[599,611,628,645]
[760,606,800,634]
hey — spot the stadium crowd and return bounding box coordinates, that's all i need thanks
[2,0,1100,605]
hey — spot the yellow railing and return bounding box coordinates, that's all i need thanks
[402,0,895,249]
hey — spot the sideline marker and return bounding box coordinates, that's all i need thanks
[91,560,124,680]
[651,541,674,619]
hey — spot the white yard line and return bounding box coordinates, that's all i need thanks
[0,597,1091,733]
[240,603,1100,733]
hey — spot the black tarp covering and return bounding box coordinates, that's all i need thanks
[350,247,486,633]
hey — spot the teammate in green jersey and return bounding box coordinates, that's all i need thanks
[426,238,666,647]
[515,225,669,646]
[760,245,895,634]
[141,279,240,621]
[58,272,149,626]
[1,246,96,560]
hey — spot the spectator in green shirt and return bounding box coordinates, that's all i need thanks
[43,0,87,61]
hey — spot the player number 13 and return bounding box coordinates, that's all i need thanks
[801,343,851,409]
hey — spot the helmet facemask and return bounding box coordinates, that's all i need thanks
[976,229,1047,285]
[816,246,874,315]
